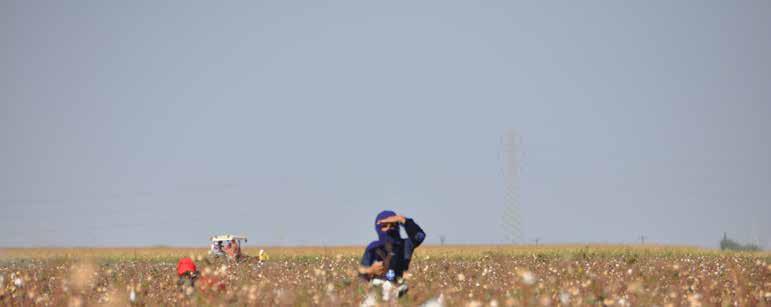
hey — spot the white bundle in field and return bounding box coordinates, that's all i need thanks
[381,280,392,301]
[258,249,270,261]
[421,294,445,307]
[360,292,377,307]
[361,279,410,305]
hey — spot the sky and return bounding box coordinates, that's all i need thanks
[1,1,769,248]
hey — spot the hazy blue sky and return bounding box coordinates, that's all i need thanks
[2,1,769,248]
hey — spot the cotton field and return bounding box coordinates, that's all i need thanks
[0,245,768,306]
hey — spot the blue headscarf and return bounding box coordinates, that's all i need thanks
[367,210,402,250]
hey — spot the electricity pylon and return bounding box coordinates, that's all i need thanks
[502,131,522,244]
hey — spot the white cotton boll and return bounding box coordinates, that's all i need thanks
[421,294,445,307]
[217,265,228,276]
[14,277,23,288]
[129,289,136,303]
[360,292,377,307]
[520,271,536,285]
[466,300,482,307]
[382,281,393,301]
[559,292,570,304]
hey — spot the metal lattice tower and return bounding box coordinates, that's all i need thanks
[502,131,522,244]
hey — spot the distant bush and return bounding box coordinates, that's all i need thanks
[719,233,761,251]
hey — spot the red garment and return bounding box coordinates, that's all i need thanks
[177,257,197,276]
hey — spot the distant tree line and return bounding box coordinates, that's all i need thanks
[720,232,761,251]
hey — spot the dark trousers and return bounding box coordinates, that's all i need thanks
[177,272,197,288]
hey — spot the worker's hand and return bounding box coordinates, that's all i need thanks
[377,215,406,225]
[370,261,385,276]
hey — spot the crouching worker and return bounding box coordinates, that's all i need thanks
[358,210,425,299]
[177,257,200,288]
[224,239,243,262]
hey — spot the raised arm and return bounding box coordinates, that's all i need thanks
[377,214,427,247]
[403,218,426,247]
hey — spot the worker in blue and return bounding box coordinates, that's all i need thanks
[358,210,425,297]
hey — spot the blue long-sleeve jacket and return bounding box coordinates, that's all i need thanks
[360,218,425,279]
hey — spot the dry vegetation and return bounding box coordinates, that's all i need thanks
[1,245,769,306]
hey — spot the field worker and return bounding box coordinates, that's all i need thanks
[176,257,199,287]
[210,241,224,256]
[230,239,242,261]
[224,241,233,257]
[358,210,425,297]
